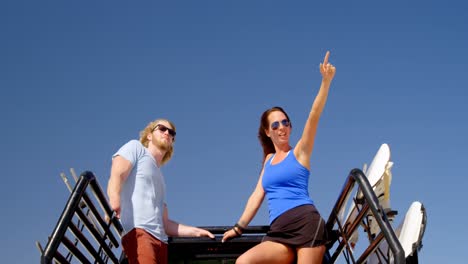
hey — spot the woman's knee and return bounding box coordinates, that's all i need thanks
[297,245,325,264]
[235,253,250,264]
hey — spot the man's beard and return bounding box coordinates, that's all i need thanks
[154,138,172,152]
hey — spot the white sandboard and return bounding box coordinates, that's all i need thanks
[397,201,426,257]
[367,201,426,263]
[342,143,392,245]
[366,144,391,186]
[337,144,390,222]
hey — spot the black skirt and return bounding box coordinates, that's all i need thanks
[262,204,328,248]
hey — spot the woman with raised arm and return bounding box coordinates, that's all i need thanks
[222,51,336,264]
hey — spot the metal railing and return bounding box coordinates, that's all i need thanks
[168,226,269,261]
[41,171,124,264]
[325,168,405,264]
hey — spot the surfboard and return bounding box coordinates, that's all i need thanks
[342,143,393,246]
[367,201,427,263]
[397,201,426,257]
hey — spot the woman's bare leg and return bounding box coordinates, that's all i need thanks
[296,245,325,264]
[236,241,295,264]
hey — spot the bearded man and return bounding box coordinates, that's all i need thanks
[107,119,214,264]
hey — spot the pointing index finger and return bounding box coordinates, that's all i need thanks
[323,51,330,66]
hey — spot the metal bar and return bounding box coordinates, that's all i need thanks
[68,223,106,264]
[349,169,405,264]
[81,192,120,247]
[41,173,94,264]
[86,171,124,235]
[75,208,120,263]
[345,203,370,237]
[62,235,92,264]
[169,235,265,244]
[329,197,370,262]
[195,226,270,234]
[53,251,70,264]
[326,176,357,232]
[356,232,385,263]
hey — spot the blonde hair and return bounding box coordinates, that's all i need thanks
[139,119,176,165]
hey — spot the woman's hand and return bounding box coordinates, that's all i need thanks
[222,228,239,243]
[320,51,336,83]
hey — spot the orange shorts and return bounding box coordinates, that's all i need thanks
[121,228,168,264]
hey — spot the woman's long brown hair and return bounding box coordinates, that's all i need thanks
[257,106,291,163]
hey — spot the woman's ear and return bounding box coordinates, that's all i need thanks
[265,128,271,138]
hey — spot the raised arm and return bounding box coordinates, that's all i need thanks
[295,51,336,168]
[107,156,133,219]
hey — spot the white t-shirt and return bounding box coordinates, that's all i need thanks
[113,140,168,243]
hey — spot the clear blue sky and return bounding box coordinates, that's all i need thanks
[1,1,467,263]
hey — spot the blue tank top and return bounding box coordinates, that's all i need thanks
[262,151,314,224]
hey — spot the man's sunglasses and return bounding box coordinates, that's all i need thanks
[153,124,176,137]
[271,119,290,130]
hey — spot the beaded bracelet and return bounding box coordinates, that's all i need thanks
[234,223,245,233]
[232,227,241,236]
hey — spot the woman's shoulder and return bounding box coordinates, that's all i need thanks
[263,153,275,166]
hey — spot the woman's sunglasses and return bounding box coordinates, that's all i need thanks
[271,119,290,130]
[153,124,176,137]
